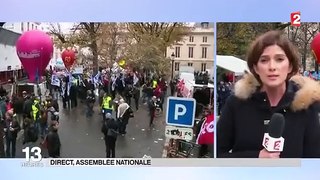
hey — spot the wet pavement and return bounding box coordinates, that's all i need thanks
[13,96,167,158]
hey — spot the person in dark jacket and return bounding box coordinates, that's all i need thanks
[47,121,61,158]
[3,110,20,158]
[86,90,95,117]
[132,85,140,111]
[101,113,119,158]
[217,30,320,158]
[23,95,33,119]
[69,84,78,108]
[148,96,157,127]
[12,95,24,127]
[123,85,133,106]
[22,116,38,144]
[217,81,231,115]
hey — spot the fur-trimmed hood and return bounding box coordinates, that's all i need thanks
[234,73,320,111]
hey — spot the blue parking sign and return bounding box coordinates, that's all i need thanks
[166,97,196,127]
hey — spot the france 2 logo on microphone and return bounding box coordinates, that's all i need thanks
[291,11,301,27]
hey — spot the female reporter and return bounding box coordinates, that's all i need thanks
[217,30,320,158]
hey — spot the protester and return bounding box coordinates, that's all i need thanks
[117,99,130,135]
[3,110,20,158]
[148,96,157,127]
[101,113,119,158]
[46,121,61,158]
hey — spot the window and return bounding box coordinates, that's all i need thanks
[174,62,180,71]
[201,63,207,72]
[188,63,193,67]
[35,25,37,30]
[189,36,194,42]
[27,22,30,31]
[175,47,180,58]
[203,36,207,43]
[32,24,34,30]
[202,47,207,58]
[188,47,194,58]
[21,23,24,32]
[201,22,209,28]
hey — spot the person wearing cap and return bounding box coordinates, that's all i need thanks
[101,113,119,158]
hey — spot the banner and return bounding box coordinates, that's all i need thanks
[196,114,214,145]
[51,74,61,86]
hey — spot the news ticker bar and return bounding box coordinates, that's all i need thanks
[17,158,301,167]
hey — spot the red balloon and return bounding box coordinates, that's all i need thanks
[311,33,320,64]
[61,49,76,70]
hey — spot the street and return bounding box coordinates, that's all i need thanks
[14,96,167,158]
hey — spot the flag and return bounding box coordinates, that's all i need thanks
[133,73,139,85]
[196,114,214,145]
[51,74,61,86]
[93,72,101,84]
[65,72,73,96]
[35,68,39,82]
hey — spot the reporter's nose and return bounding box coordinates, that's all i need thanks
[268,60,276,72]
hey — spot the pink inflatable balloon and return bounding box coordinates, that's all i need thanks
[16,30,53,82]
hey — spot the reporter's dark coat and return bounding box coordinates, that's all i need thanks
[217,73,320,158]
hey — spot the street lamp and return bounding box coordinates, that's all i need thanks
[171,52,175,80]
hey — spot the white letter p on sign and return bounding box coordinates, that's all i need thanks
[174,104,186,120]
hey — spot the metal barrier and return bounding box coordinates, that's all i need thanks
[166,139,202,158]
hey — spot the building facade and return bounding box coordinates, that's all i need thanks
[0,28,26,83]
[3,22,48,34]
[166,22,214,76]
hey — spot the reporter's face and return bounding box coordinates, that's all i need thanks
[254,45,292,88]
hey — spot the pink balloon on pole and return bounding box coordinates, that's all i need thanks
[16,30,53,82]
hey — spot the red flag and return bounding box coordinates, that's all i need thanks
[196,114,214,145]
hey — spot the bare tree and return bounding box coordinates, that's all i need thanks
[126,22,191,54]
[287,23,320,71]
[50,22,102,74]
[98,23,128,66]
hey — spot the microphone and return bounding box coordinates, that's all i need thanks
[262,113,285,152]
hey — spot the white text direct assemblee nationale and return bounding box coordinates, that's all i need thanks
[49,159,152,166]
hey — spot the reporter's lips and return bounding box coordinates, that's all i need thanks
[267,75,279,80]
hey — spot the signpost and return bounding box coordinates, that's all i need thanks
[165,97,196,140]
[166,97,196,128]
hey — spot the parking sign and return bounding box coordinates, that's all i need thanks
[166,97,196,127]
